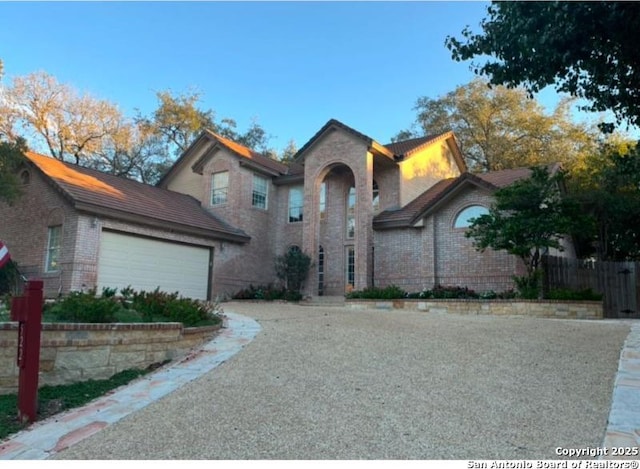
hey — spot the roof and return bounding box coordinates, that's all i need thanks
[373,166,545,230]
[24,152,250,243]
[292,119,395,163]
[202,130,289,175]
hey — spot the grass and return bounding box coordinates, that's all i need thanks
[0,366,162,441]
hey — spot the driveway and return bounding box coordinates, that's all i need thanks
[54,302,630,459]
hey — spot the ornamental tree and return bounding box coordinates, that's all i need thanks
[465,166,586,297]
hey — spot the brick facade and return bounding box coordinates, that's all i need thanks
[1,120,561,300]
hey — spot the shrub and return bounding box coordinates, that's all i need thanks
[274,249,312,294]
[43,287,222,327]
[45,289,119,323]
[232,283,302,302]
[346,285,407,299]
[546,288,603,301]
[0,260,20,296]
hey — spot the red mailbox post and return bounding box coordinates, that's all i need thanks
[10,280,43,423]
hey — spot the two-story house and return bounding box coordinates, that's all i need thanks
[0,118,542,300]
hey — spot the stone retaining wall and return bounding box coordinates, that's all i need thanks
[346,299,603,319]
[0,321,221,395]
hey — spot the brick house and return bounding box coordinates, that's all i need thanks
[0,118,569,299]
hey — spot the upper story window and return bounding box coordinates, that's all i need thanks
[346,185,356,239]
[319,182,326,220]
[45,225,62,272]
[372,180,380,211]
[252,174,268,210]
[288,186,304,223]
[211,171,229,205]
[454,205,489,228]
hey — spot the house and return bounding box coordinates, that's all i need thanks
[0,118,569,300]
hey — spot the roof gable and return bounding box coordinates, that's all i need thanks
[24,152,249,243]
[373,166,547,230]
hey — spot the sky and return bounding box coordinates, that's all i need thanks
[0,1,588,154]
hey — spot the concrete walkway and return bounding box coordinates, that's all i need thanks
[0,303,637,460]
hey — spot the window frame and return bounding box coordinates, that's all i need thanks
[288,185,304,223]
[45,225,62,272]
[211,171,229,206]
[252,173,269,210]
[346,185,356,239]
[453,205,489,229]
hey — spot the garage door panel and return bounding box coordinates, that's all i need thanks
[97,231,210,300]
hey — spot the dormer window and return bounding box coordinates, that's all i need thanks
[211,171,229,205]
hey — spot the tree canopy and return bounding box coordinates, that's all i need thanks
[466,166,585,296]
[0,138,27,204]
[394,78,599,172]
[445,1,640,132]
[0,68,280,184]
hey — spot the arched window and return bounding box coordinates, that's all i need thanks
[454,205,489,228]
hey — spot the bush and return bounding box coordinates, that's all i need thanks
[0,260,20,296]
[43,287,222,327]
[45,289,119,323]
[546,288,603,301]
[232,284,302,302]
[346,285,407,299]
[274,249,312,293]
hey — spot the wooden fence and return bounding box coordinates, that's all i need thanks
[543,255,639,319]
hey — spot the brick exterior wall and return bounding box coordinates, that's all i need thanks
[3,127,555,302]
[373,184,524,294]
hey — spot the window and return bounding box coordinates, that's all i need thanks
[45,225,62,272]
[372,180,380,211]
[288,186,304,222]
[454,205,489,228]
[318,245,325,296]
[211,171,229,205]
[346,185,356,238]
[319,182,326,220]
[346,246,355,288]
[252,174,268,209]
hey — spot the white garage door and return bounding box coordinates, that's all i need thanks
[97,231,211,300]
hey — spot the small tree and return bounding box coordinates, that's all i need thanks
[274,248,312,295]
[465,167,585,298]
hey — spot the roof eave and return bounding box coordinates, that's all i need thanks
[75,202,251,244]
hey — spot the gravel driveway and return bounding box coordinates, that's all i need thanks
[55,302,630,460]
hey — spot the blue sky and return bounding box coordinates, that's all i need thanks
[0,1,574,154]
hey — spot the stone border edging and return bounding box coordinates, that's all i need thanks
[0,311,261,460]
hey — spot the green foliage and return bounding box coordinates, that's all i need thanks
[394,78,597,172]
[513,273,541,300]
[0,259,20,296]
[466,167,586,288]
[346,285,407,300]
[44,289,120,323]
[43,287,222,327]
[446,2,640,132]
[274,248,312,294]
[546,288,602,302]
[571,142,640,260]
[0,367,155,440]
[232,284,302,302]
[0,138,27,204]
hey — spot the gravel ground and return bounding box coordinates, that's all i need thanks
[54,302,630,460]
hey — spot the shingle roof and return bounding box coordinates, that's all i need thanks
[384,134,448,157]
[24,152,249,242]
[373,166,547,230]
[203,130,289,175]
[373,178,457,228]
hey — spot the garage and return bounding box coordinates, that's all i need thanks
[97,230,212,300]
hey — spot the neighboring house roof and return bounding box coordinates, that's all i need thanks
[23,152,250,243]
[373,166,551,230]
